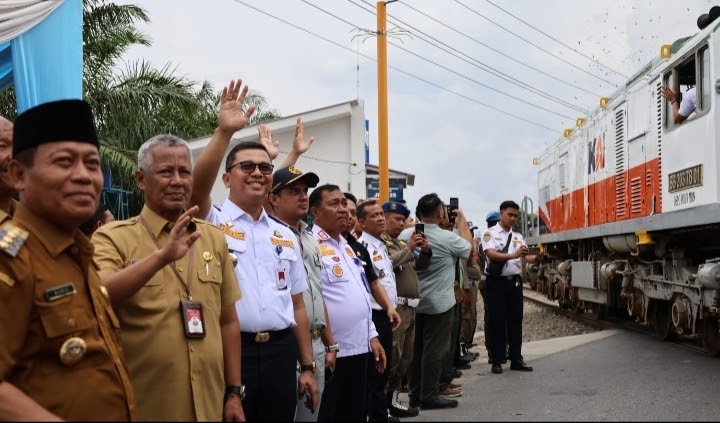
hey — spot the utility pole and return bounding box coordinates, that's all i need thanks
[376,0,397,203]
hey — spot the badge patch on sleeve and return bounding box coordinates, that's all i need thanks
[0,272,14,287]
[482,232,491,242]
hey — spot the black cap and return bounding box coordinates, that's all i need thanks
[271,166,320,194]
[13,99,99,156]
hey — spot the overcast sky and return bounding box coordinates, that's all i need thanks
[120,0,714,229]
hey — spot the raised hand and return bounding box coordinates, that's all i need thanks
[257,124,280,160]
[219,79,257,135]
[159,206,202,265]
[292,118,315,157]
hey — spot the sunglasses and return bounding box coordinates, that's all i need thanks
[227,161,274,175]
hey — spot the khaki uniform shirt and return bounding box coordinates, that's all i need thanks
[0,203,135,421]
[92,206,241,421]
[381,233,431,300]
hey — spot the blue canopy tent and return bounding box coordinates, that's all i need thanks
[0,0,82,112]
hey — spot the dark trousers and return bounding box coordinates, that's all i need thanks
[366,310,393,420]
[486,275,524,363]
[441,303,462,384]
[241,329,298,422]
[408,307,453,402]
[318,353,368,422]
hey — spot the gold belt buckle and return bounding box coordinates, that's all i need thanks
[310,329,321,339]
[255,332,270,343]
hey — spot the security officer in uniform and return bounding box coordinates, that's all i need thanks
[309,184,387,422]
[268,165,340,422]
[477,211,500,363]
[0,100,135,421]
[481,201,542,374]
[382,201,431,418]
[190,80,319,421]
[93,134,245,421]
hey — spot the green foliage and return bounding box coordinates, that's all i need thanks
[0,0,281,217]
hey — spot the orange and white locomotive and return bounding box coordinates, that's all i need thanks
[525,16,720,353]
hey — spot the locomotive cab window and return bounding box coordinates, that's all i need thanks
[664,44,710,129]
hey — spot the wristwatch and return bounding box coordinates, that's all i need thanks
[225,385,246,401]
[300,361,316,374]
[325,343,340,353]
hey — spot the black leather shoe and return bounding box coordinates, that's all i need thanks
[491,363,503,374]
[510,360,533,371]
[420,397,458,410]
[409,397,420,409]
[454,362,471,370]
[389,403,419,418]
[451,369,462,378]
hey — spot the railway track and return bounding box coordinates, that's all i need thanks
[522,288,709,355]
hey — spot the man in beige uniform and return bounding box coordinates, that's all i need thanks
[382,201,431,418]
[0,100,135,421]
[93,135,244,421]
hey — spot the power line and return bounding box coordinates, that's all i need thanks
[344,0,588,114]
[484,0,628,79]
[302,0,576,120]
[452,0,620,87]
[227,0,559,133]
[394,1,603,97]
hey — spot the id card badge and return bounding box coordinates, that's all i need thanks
[360,271,371,293]
[276,267,288,290]
[180,300,206,338]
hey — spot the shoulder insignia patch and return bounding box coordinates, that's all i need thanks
[0,272,14,287]
[317,230,329,241]
[274,229,283,238]
[0,221,28,257]
[399,240,407,247]
[482,232,491,242]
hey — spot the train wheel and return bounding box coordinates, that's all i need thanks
[702,317,720,356]
[587,303,606,320]
[653,301,675,341]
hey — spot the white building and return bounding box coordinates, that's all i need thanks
[187,99,414,205]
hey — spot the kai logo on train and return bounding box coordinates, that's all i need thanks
[668,164,703,193]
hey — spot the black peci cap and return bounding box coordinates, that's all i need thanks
[13,99,99,156]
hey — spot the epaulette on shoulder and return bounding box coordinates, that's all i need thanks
[267,214,289,228]
[0,220,29,257]
[102,216,139,230]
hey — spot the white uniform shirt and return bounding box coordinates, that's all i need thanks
[313,224,378,358]
[207,199,308,332]
[480,223,525,276]
[359,232,397,311]
[679,86,697,118]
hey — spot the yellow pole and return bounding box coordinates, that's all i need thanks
[376,1,390,203]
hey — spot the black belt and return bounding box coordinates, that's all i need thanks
[241,328,292,344]
[486,274,520,281]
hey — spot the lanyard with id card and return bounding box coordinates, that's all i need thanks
[140,216,206,339]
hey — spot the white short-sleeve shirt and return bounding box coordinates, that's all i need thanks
[679,87,697,118]
[359,232,397,311]
[313,224,378,358]
[207,199,308,333]
[480,223,525,276]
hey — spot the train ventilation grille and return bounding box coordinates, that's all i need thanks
[615,108,627,218]
[655,82,663,210]
[630,176,642,214]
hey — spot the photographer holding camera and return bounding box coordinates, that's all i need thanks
[481,201,543,375]
[398,194,472,410]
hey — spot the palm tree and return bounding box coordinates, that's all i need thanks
[0,0,281,217]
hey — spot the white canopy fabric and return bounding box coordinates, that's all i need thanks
[0,0,63,44]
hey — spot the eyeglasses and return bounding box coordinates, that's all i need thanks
[227,161,274,175]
